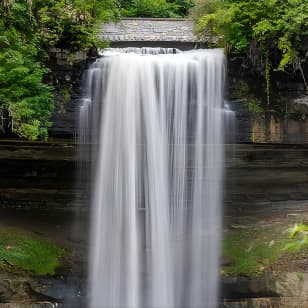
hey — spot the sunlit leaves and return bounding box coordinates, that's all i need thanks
[194,0,308,74]
[120,0,181,18]
[284,223,308,251]
[35,0,119,51]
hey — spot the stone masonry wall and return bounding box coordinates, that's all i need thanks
[101,18,197,43]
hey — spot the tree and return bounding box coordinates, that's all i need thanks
[0,0,120,140]
[193,0,308,101]
[34,0,119,52]
[119,0,193,18]
[0,1,53,140]
[172,0,193,16]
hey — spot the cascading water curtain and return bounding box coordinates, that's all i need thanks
[79,48,225,308]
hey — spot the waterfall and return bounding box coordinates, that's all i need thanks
[79,47,225,308]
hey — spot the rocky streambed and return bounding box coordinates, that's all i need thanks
[222,200,308,307]
[0,207,87,308]
[1,202,308,307]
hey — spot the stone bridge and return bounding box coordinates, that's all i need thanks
[100,18,200,50]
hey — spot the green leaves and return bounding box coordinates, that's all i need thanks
[0,230,67,275]
[120,0,181,18]
[35,0,120,51]
[119,0,193,18]
[194,0,308,75]
[0,2,53,140]
[0,0,120,140]
[284,223,308,252]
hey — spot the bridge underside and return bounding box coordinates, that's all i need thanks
[109,41,202,50]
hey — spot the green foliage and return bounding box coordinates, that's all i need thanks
[222,227,289,277]
[120,0,180,17]
[223,224,308,277]
[0,231,66,275]
[246,99,264,114]
[0,2,53,140]
[230,80,264,113]
[194,0,308,88]
[119,0,193,17]
[34,0,119,51]
[56,85,72,114]
[0,0,119,140]
[172,0,193,16]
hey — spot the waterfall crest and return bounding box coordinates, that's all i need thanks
[80,47,225,308]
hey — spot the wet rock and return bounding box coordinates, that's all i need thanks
[0,279,59,306]
[274,272,308,307]
[221,256,233,267]
[222,272,308,307]
[0,304,60,307]
[221,298,280,308]
[221,274,278,300]
[0,280,13,300]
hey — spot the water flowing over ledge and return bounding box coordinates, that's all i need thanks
[79,48,225,308]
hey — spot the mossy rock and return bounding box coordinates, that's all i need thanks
[0,230,68,276]
[222,224,308,277]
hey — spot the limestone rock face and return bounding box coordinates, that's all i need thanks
[0,140,79,210]
[222,298,280,308]
[275,272,308,308]
[222,272,308,308]
[45,43,308,143]
[0,305,57,308]
[0,279,59,307]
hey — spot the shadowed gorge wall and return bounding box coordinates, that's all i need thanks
[0,141,307,210]
[0,141,77,209]
[225,144,308,206]
[47,48,308,144]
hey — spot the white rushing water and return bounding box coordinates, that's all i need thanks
[80,48,225,308]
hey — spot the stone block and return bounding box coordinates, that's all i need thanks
[101,18,197,43]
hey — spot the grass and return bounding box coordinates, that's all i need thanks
[222,226,291,277]
[0,230,67,276]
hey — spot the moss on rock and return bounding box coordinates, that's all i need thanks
[221,224,308,277]
[0,230,67,276]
